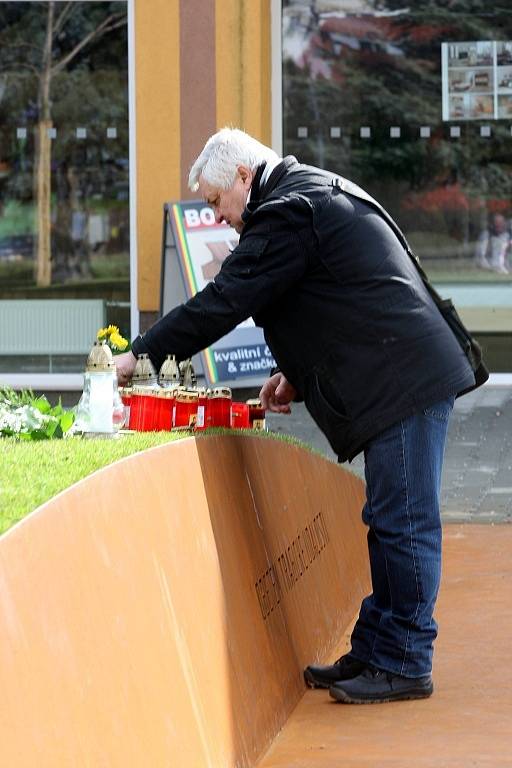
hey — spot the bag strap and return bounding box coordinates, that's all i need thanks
[333,177,486,378]
[333,176,450,304]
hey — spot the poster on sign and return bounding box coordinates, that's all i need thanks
[160,201,276,386]
[441,40,512,120]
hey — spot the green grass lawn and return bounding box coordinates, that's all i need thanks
[0,200,35,238]
[0,432,183,535]
[0,429,311,536]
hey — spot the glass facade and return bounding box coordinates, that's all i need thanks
[0,1,129,374]
[282,0,512,370]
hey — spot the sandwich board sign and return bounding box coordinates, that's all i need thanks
[160,201,276,386]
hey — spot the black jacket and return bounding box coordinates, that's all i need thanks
[132,157,476,461]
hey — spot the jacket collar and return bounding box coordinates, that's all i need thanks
[242,156,298,224]
[248,162,267,203]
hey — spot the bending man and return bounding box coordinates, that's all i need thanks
[115,128,482,704]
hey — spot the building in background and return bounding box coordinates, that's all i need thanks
[0,0,510,388]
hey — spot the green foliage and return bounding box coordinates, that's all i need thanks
[0,2,128,135]
[283,0,512,235]
[0,2,129,291]
[91,253,130,280]
[0,386,75,440]
[0,201,35,238]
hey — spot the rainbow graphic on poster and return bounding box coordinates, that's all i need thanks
[166,202,275,385]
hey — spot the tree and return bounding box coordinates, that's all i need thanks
[0,1,127,287]
[282,0,512,259]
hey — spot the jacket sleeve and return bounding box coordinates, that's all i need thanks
[131,211,309,371]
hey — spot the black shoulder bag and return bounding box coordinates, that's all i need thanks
[406,250,489,395]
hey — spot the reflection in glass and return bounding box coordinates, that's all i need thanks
[0,1,129,373]
[282,0,512,283]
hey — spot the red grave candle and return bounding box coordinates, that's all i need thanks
[138,387,158,431]
[173,389,199,428]
[247,399,266,430]
[194,388,209,431]
[156,388,175,430]
[208,387,232,428]
[129,385,143,431]
[231,402,250,429]
[119,387,132,428]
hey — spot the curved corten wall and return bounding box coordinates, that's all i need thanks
[0,435,368,768]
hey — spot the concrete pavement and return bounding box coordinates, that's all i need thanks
[265,386,512,524]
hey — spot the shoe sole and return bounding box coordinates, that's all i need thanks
[303,670,332,689]
[304,663,367,689]
[329,684,433,704]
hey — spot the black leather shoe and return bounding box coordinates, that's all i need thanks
[304,654,367,689]
[329,666,433,704]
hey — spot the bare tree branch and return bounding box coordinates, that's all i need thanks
[0,62,40,76]
[39,2,55,118]
[0,41,42,53]
[42,2,54,70]
[0,74,7,106]
[96,18,128,36]
[52,1,76,38]
[51,12,127,76]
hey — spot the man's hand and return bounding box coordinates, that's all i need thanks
[114,350,137,386]
[259,372,297,414]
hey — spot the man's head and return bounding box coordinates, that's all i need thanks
[491,213,508,235]
[189,128,279,233]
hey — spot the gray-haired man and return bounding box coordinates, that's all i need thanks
[115,128,483,703]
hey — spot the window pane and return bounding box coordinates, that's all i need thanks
[0,1,129,374]
[282,1,512,369]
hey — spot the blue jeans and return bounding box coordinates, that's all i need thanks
[349,396,455,678]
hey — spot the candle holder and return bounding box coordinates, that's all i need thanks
[247,399,266,430]
[128,385,143,431]
[194,387,209,431]
[119,387,132,426]
[74,340,125,436]
[159,354,180,388]
[208,387,232,427]
[173,388,199,429]
[179,358,197,389]
[231,402,250,429]
[155,388,176,430]
[132,353,158,386]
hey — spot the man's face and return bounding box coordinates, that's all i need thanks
[198,165,253,233]
[493,214,507,235]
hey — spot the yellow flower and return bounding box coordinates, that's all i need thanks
[109,332,128,351]
[97,324,121,341]
[97,325,127,350]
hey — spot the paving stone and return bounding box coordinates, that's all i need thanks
[264,386,512,524]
